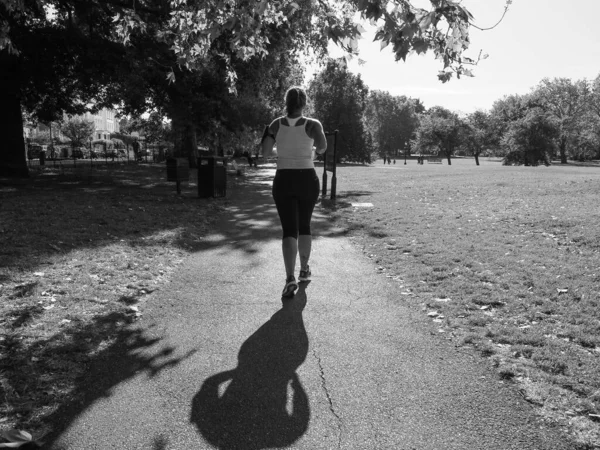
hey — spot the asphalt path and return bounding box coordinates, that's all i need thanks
[48,166,571,450]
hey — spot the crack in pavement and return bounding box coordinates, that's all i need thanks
[313,348,343,449]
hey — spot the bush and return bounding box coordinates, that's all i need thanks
[502,149,550,166]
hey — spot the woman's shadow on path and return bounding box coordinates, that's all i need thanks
[190,284,310,450]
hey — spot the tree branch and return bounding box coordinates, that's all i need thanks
[469,0,511,31]
[69,0,164,16]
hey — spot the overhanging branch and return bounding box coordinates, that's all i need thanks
[469,0,511,31]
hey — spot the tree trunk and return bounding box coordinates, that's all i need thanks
[474,154,480,166]
[559,135,568,164]
[0,50,28,178]
[184,123,198,167]
[171,114,198,167]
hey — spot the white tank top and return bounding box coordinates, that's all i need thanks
[275,117,315,170]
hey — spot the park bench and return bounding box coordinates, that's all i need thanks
[428,157,443,164]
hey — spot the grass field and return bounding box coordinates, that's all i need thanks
[1,158,600,448]
[323,157,600,448]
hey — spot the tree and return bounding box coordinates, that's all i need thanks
[364,91,422,160]
[589,74,600,120]
[58,118,95,151]
[461,110,496,165]
[501,107,557,166]
[532,78,590,164]
[2,0,504,177]
[489,93,542,158]
[568,112,600,161]
[107,6,308,164]
[1,0,130,177]
[110,132,138,151]
[585,74,600,159]
[309,59,373,163]
[414,106,463,165]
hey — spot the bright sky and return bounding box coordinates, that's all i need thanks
[313,0,600,114]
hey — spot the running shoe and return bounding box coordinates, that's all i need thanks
[298,266,311,282]
[282,275,298,298]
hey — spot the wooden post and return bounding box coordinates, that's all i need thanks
[323,130,338,200]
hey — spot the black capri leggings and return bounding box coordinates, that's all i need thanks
[272,169,320,239]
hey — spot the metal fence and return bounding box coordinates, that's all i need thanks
[27,153,157,168]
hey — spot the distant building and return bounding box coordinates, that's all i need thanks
[82,108,120,140]
[23,108,120,141]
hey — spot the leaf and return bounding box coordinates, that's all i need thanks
[419,11,435,31]
[412,39,429,55]
[256,0,268,15]
[2,430,32,442]
[437,71,453,83]
[401,24,417,40]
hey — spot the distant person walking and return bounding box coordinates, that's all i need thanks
[243,150,257,168]
[261,86,327,298]
[132,140,141,161]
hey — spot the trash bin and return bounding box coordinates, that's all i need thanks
[197,155,227,198]
[39,150,46,166]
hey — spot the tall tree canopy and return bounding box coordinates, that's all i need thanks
[501,106,557,166]
[309,59,372,163]
[364,90,423,159]
[414,106,463,165]
[1,0,499,177]
[532,78,590,164]
[460,110,496,165]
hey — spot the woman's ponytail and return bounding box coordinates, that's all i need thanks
[285,86,307,116]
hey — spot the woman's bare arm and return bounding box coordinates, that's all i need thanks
[261,122,278,158]
[308,119,327,154]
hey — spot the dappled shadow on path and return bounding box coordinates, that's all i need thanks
[190,285,309,450]
[194,167,352,256]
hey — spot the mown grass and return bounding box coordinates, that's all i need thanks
[0,163,231,442]
[324,158,600,448]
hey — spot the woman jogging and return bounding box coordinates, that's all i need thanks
[261,86,327,298]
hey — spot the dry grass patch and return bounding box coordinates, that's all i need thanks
[322,158,600,448]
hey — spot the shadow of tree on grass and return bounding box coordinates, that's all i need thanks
[35,312,195,449]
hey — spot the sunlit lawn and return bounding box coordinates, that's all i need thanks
[325,157,600,448]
